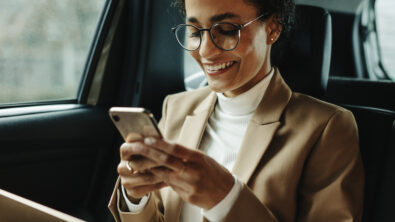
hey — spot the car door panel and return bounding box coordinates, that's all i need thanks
[0,106,117,219]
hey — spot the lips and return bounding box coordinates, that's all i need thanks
[203,61,236,74]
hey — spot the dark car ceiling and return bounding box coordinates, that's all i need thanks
[296,0,364,14]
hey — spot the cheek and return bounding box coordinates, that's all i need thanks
[246,27,268,58]
[189,51,203,68]
[237,37,267,74]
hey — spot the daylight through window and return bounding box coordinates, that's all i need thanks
[0,0,105,104]
[376,0,395,80]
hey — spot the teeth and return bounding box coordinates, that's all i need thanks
[205,61,235,72]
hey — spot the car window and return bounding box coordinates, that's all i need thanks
[0,0,105,105]
[184,52,206,91]
[376,0,395,80]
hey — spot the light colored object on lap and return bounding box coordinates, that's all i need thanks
[0,188,85,222]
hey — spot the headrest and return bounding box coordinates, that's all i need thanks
[271,5,332,97]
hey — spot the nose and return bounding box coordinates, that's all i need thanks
[199,31,222,58]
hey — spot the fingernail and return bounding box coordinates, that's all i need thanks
[144,137,156,145]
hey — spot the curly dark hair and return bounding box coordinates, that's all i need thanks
[172,0,295,33]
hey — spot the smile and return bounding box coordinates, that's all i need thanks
[204,61,236,74]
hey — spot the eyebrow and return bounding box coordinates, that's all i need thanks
[187,12,239,24]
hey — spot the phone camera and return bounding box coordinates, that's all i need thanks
[112,115,120,122]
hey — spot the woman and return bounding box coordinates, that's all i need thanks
[109,0,364,221]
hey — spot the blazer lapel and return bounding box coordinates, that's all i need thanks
[164,91,217,222]
[232,122,281,183]
[177,91,217,150]
[232,69,292,183]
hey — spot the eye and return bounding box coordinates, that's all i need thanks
[218,29,238,36]
[185,26,200,38]
[190,31,200,38]
[214,23,239,36]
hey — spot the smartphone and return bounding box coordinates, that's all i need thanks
[109,107,162,142]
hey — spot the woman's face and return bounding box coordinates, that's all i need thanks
[185,0,276,97]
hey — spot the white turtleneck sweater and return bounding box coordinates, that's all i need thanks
[122,68,274,221]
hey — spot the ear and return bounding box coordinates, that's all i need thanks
[266,14,282,45]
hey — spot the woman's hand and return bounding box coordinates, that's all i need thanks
[121,137,235,210]
[118,142,168,202]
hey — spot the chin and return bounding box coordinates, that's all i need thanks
[207,82,225,93]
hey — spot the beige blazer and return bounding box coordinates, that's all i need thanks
[108,69,364,222]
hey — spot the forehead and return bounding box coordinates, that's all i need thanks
[184,0,258,22]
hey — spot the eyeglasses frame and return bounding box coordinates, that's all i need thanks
[172,14,267,51]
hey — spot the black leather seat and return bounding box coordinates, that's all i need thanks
[272,5,332,98]
[375,120,395,221]
[342,105,395,222]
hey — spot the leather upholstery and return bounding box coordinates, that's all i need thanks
[272,5,332,97]
[342,105,395,222]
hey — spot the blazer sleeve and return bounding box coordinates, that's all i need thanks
[108,178,164,222]
[108,96,170,222]
[222,109,364,222]
[222,183,279,222]
[296,109,364,221]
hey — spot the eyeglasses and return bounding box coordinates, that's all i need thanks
[171,14,266,51]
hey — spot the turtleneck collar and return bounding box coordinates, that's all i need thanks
[216,68,274,116]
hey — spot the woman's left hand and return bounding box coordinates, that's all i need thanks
[129,137,235,210]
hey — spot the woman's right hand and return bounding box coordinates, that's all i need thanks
[118,141,168,203]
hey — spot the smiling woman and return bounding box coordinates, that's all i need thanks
[108,0,364,221]
[0,0,104,105]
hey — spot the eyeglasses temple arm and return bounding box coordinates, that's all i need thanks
[240,14,266,28]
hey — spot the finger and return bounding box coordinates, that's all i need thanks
[150,166,192,188]
[144,137,195,161]
[120,142,143,160]
[128,141,185,172]
[117,159,155,175]
[118,161,133,175]
[120,171,164,187]
[125,182,168,199]
[170,183,189,194]
[150,166,173,182]
[120,142,164,163]
[150,167,194,197]
[129,156,162,171]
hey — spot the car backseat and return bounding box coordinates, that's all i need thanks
[374,120,395,221]
[273,5,395,221]
[342,105,395,221]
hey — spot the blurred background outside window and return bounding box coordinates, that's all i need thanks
[0,0,104,104]
[183,51,205,91]
[376,0,395,80]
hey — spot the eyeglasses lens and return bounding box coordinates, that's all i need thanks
[175,23,240,51]
[211,23,239,50]
[175,25,200,51]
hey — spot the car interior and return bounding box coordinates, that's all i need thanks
[0,0,394,221]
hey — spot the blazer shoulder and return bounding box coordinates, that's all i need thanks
[288,92,354,122]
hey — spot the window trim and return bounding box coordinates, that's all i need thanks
[77,0,120,105]
[0,99,77,110]
[0,103,85,118]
